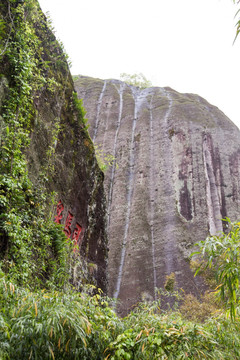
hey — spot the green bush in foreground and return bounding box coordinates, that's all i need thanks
[193,219,240,320]
[0,275,120,359]
[2,218,240,359]
[1,271,240,360]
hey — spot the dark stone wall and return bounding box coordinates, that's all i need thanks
[75,76,240,314]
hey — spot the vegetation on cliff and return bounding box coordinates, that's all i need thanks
[0,0,240,359]
[0,0,93,289]
[120,73,152,89]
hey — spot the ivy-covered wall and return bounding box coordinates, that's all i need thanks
[0,0,107,292]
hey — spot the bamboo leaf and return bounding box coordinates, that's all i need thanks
[34,302,38,317]
[49,347,55,360]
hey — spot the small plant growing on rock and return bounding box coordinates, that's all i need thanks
[95,144,117,173]
[164,272,176,292]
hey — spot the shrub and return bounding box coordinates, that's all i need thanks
[180,292,220,323]
[192,218,240,319]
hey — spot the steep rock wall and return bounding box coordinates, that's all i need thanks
[0,2,107,291]
[75,76,240,314]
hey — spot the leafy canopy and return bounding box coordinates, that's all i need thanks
[120,73,152,89]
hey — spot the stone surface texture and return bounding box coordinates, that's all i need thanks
[75,75,240,315]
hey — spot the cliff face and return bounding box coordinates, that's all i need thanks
[75,76,240,314]
[0,2,107,291]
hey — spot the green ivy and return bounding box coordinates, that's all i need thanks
[0,0,72,289]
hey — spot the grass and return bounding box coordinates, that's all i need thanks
[1,273,240,359]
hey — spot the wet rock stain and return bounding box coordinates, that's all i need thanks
[74,77,240,314]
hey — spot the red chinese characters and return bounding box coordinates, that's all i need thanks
[54,200,83,252]
[72,223,83,252]
[64,211,73,238]
[54,200,64,224]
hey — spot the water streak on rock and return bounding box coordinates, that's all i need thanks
[202,134,223,235]
[93,80,107,142]
[74,77,240,313]
[161,88,176,275]
[148,91,157,299]
[107,82,125,229]
[113,87,142,299]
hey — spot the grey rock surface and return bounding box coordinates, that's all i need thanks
[75,76,240,315]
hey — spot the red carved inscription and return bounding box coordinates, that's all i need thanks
[54,201,84,252]
[64,211,73,238]
[54,200,64,224]
[72,223,82,252]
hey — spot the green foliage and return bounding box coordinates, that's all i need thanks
[120,73,152,89]
[190,258,216,288]
[104,300,240,359]
[0,16,6,45]
[0,277,89,359]
[180,292,220,323]
[0,277,120,359]
[192,218,240,320]
[72,91,89,127]
[95,144,117,172]
[0,0,73,289]
[164,272,176,292]
[0,274,240,359]
[2,2,240,358]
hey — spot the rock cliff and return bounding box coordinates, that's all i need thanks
[75,76,240,314]
[0,2,107,291]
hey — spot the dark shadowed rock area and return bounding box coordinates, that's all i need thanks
[75,75,240,315]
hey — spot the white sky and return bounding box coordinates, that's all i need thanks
[38,0,240,129]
